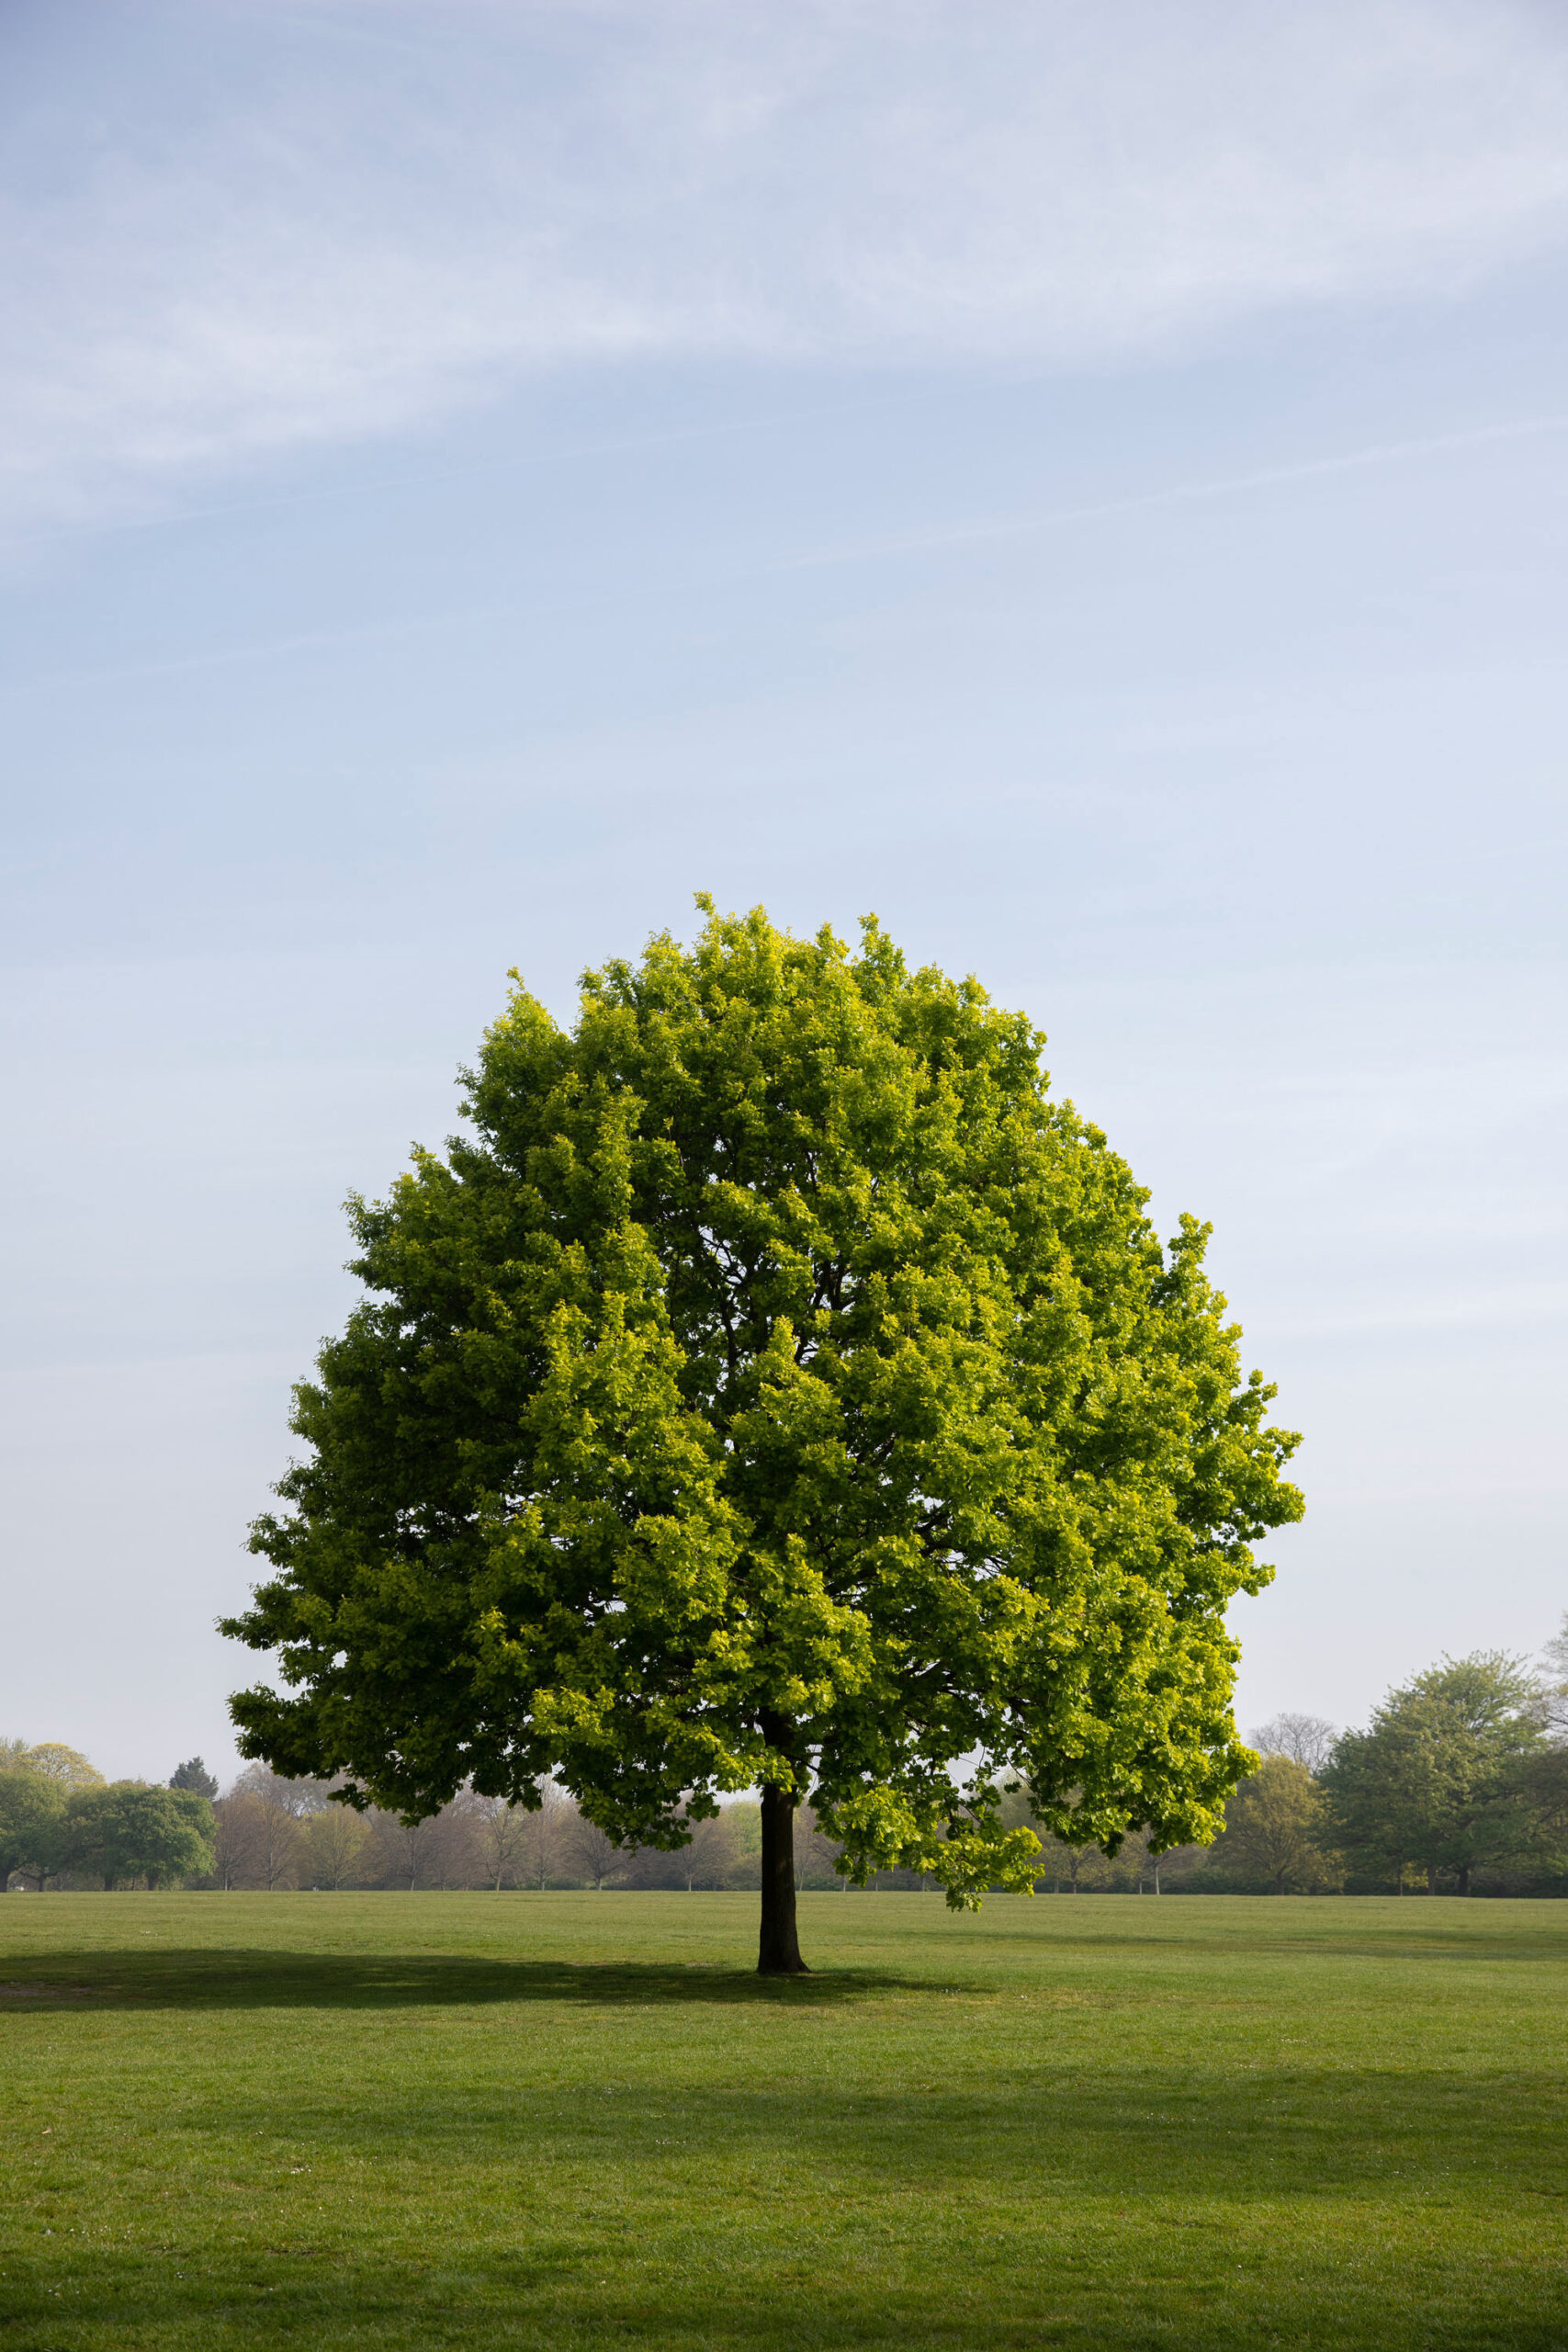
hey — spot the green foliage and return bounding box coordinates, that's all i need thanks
[0,1770,66,1889]
[0,1743,107,1889]
[1197,1753,1342,1893]
[170,1756,220,1799]
[5,1894,1568,2350]
[1322,1653,1548,1892]
[227,904,1302,1908]
[60,1782,216,1889]
[10,1741,103,1788]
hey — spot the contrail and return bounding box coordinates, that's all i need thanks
[775,413,1568,573]
[8,413,1564,697]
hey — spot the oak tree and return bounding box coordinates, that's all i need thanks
[225,906,1302,1970]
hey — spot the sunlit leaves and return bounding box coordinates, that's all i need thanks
[227,903,1302,1901]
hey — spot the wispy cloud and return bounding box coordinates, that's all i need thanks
[6,0,1568,527]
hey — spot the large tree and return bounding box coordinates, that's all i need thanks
[225,906,1302,1971]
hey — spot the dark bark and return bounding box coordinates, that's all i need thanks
[758,1782,808,1973]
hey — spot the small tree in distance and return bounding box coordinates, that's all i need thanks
[1249,1713,1337,1775]
[1541,1613,1568,1743]
[61,1784,214,1889]
[0,1770,66,1891]
[472,1793,530,1890]
[306,1803,369,1889]
[19,1743,103,1790]
[231,1766,311,1890]
[519,1779,574,1889]
[170,1758,219,1800]
[225,905,1303,1972]
[1203,1755,1341,1894]
[1322,1654,1547,1894]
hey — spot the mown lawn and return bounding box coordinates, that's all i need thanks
[1,1890,1565,2349]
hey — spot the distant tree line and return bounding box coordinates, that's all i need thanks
[200,1769,863,1894]
[0,1742,214,1890]
[1000,1628,1568,1897]
[5,1617,1565,1895]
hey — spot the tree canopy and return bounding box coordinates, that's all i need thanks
[10,1741,103,1788]
[0,1769,66,1890]
[1202,1753,1340,1893]
[1321,1654,1549,1893]
[226,904,1303,1968]
[61,1783,215,1890]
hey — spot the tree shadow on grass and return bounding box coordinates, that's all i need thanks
[6,2199,1567,2352]
[0,1951,908,2012]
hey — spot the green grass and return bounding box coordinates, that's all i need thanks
[2,1894,1566,2350]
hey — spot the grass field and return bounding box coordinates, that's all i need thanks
[2,1892,1566,2350]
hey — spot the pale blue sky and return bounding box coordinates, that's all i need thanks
[3,0,1564,1782]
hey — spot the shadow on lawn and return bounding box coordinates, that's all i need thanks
[6,2231,1568,2352]
[0,1951,906,2011]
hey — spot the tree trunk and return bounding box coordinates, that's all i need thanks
[1427,1860,1438,1895]
[758,1783,808,1974]
[1458,1863,1471,1895]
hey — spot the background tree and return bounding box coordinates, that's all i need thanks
[564,1807,625,1890]
[1249,1713,1338,1774]
[1540,1612,1568,1742]
[226,904,1303,1972]
[1322,1654,1546,1894]
[677,1805,747,1891]
[230,1765,312,1890]
[469,1793,529,1890]
[517,1779,574,1889]
[363,1805,446,1890]
[1000,1781,1195,1893]
[429,1794,484,1888]
[1202,1754,1341,1893]
[1499,1745,1568,1876]
[61,1783,214,1889]
[19,1743,103,1789]
[170,1758,219,1799]
[0,1769,66,1891]
[793,1804,846,1891]
[209,1791,264,1889]
[304,1802,369,1889]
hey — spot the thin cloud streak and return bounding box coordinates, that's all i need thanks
[776,413,1568,571]
[6,407,1561,696]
